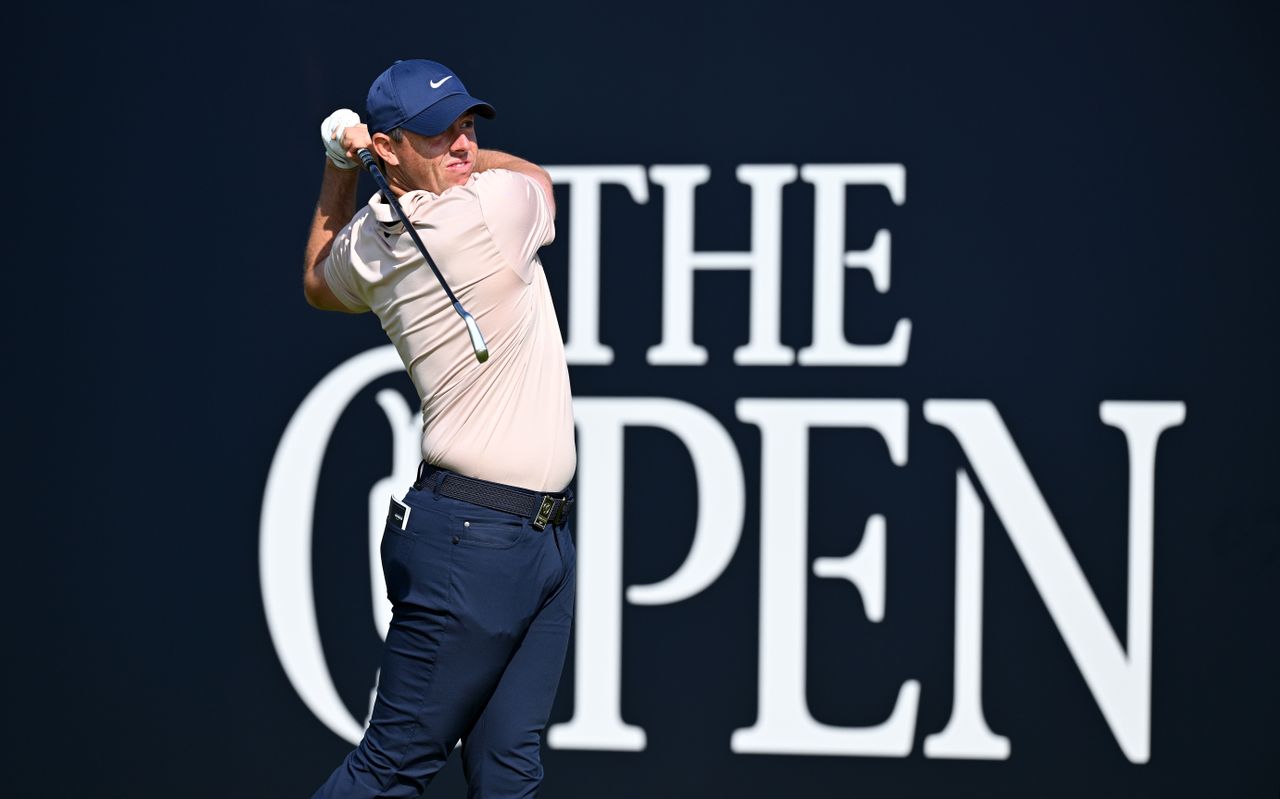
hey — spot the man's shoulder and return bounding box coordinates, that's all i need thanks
[469,169,542,200]
[470,170,548,226]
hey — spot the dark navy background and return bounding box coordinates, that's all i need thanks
[12,2,1277,796]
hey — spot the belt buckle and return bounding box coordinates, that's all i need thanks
[533,496,555,531]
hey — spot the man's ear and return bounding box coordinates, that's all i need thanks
[371,132,399,166]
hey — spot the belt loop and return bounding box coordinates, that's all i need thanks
[553,496,573,527]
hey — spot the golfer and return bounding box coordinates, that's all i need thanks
[303,58,576,799]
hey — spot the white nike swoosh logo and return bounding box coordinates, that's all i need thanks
[430,76,454,89]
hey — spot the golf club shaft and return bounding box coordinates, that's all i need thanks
[356,148,489,363]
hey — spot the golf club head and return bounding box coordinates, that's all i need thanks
[456,304,490,363]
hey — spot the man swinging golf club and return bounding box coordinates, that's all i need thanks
[303,58,577,799]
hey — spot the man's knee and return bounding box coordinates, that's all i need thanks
[314,733,440,799]
[462,736,545,798]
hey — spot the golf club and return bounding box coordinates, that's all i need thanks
[356,147,489,364]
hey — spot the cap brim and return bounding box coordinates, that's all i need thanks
[400,93,497,137]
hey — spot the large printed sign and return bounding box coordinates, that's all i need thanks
[260,164,1185,764]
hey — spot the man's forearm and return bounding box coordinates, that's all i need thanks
[475,148,543,175]
[476,149,555,214]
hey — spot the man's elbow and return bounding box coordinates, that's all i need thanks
[304,267,359,313]
[532,170,556,217]
[302,268,323,308]
[303,284,325,309]
[303,266,336,310]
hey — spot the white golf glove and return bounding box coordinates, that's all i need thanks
[320,108,362,170]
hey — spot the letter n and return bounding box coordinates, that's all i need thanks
[922,400,1185,763]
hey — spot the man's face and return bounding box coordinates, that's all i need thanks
[385,113,479,195]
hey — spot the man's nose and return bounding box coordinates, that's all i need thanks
[450,131,473,152]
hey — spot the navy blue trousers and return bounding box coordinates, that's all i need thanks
[313,484,576,799]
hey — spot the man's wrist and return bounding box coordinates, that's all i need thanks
[324,158,362,177]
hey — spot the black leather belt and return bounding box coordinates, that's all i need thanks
[414,462,573,531]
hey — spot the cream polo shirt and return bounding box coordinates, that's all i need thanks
[323,169,575,492]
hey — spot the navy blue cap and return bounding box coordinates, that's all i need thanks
[366,59,496,137]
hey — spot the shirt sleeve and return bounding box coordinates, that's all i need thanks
[475,169,555,283]
[321,221,370,312]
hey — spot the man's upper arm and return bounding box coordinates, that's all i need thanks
[307,224,369,312]
[305,260,361,312]
[525,170,556,220]
[477,170,556,282]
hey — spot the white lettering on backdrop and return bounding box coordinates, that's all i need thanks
[545,164,912,367]
[259,164,1185,764]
